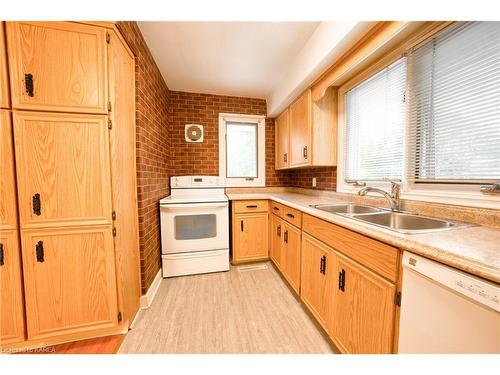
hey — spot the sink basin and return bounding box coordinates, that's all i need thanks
[351,212,467,234]
[312,203,383,215]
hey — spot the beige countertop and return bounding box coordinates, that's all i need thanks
[227,192,500,284]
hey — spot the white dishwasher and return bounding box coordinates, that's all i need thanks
[398,251,500,354]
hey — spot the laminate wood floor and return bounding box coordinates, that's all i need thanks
[118,262,335,354]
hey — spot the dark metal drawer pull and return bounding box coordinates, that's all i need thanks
[338,269,345,291]
[36,241,44,263]
[273,206,280,211]
[33,193,41,216]
[246,205,258,208]
[286,213,295,218]
[0,243,4,266]
[25,73,34,97]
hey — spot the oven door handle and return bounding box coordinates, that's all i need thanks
[160,202,228,210]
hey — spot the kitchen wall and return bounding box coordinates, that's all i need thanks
[169,90,290,186]
[286,167,337,191]
[116,22,170,294]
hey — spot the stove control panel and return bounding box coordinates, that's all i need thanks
[171,176,226,188]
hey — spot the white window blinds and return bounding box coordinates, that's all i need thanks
[407,22,500,182]
[344,58,407,181]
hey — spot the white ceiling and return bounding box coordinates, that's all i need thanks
[137,22,320,98]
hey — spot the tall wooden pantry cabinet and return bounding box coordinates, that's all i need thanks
[0,21,141,350]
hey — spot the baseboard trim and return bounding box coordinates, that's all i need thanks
[140,269,162,309]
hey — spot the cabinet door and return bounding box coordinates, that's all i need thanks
[300,233,333,330]
[330,253,396,354]
[0,23,9,109]
[233,213,268,262]
[107,29,140,325]
[21,226,118,340]
[6,22,107,114]
[0,230,25,346]
[0,110,18,231]
[282,223,301,293]
[289,89,312,167]
[275,109,289,169]
[270,215,283,269]
[13,111,112,229]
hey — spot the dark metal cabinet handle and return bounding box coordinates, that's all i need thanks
[320,255,326,274]
[286,213,295,219]
[32,193,41,216]
[284,153,287,163]
[240,220,244,232]
[36,241,44,263]
[303,146,308,159]
[338,269,345,291]
[277,224,281,237]
[0,243,4,266]
[246,205,258,208]
[284,230,288,243]
[25,73,34,97]
[273,206,280,212]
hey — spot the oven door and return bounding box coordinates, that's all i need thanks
[160,202,229,254]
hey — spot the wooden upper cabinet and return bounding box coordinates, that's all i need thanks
[289,89,312,167]
[0,23,9,109]
[13,111,112,229]
[20,226,118,340]
[329,253,396,354]
[6,22,108,114]
[107,29,140,325]
[232,212,269,263]
[0,111,18,231]
[276,86,337,170]
[275,109,289,169]
[0,230,26,346]
[300,233,334,330]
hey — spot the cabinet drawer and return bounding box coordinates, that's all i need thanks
[270,201,284,217]
[302,214,399,282]
[283,205,302,228]
[233,200,268,213]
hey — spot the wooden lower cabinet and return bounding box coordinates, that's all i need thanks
[0,230,26,346]
[20,226,118,341]
[329,253,396,354]
[281,222,301,293]
[300,233,334,330]
[232,213,268,263]
[270,214,283,267]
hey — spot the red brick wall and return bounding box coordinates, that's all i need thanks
[116,22,170,294]
[169,91,289,185]
[286,167,337,190]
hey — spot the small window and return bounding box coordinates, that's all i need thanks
[219,113,266,187]
[344,58,407,182]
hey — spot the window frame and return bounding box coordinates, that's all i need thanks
[337,22,500,209]
[218,113,266,187]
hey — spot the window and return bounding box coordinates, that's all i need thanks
[344,58,407,181]
[338,22,500,207]
[407,22,500,183]
[219,113,266,187]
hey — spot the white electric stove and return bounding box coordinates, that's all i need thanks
[159,176,229,277]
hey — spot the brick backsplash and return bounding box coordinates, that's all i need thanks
[116,22,170,294]
[115,22,335,294]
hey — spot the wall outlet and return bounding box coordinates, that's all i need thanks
[312,177,317,187]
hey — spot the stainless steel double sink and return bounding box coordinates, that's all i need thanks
[310,203,471,234]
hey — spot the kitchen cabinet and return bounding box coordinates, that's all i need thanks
[270,214,283,268]
[0,230,25,346]
[281,222,301,293]
[6,22,108,114]
[107,29,140,325]
[20,226,118,340]
[276,86,337,169]
[300,233,334,330]
[232,201,269,264]
[329,253,396,354]
[289,89,312,167]
[0,23,9,109]
[275,109,289,169]
[12,111,113,229]
[1,110,17,231]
